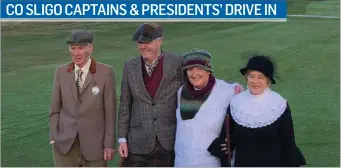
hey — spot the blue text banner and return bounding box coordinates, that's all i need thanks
[0,0,287,22]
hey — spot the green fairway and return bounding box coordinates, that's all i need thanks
[1,0,340,167]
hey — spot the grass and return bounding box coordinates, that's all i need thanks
[1,0,340,166]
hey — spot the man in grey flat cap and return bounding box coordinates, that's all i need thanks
[49,30,117,167]
[117,23,244,167]
[117,23,183,167]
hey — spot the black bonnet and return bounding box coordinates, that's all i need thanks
[239,55,277,84]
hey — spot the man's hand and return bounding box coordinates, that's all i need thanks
[234,84,244,94]
[104,147,115,161]
[119,142,129,158]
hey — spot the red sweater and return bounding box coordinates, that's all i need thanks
[142,56,164,98]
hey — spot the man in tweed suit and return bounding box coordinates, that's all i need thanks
[49,30,116,167]
[118,23,244,167]
[117,23,183,167]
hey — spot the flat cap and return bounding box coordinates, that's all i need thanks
[132,23,163,43]
[66,30,93,45]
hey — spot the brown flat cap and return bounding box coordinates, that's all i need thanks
[66,30,93,45]
[132,23,163,43]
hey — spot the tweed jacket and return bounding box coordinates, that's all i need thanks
[118,52,183,154]
[49,58,117,161]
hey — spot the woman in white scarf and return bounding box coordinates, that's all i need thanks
[208,54,306,167]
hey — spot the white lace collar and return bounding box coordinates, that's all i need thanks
[230,88,287,128]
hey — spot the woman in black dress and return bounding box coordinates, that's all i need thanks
[207,54,307,167]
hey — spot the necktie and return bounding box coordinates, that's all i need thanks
[76,69,84,90]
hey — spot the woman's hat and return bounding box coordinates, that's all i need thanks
[182,48,213,73]
[239,55,276,84]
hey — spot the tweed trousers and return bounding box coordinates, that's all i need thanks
[122,137,175,167]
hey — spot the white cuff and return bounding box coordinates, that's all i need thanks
[118,138,127,143]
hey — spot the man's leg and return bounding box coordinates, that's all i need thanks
[52,136,82,167]
[121,137,174,167]
[159,150,175,167]
[82,158,107,167]
[146,137,175,167]
[122,153,147,167]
